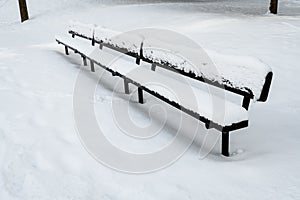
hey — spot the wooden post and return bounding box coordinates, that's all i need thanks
[270,0,279,14]
[18,0,29,22]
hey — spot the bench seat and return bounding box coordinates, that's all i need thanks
[56,35,248,127]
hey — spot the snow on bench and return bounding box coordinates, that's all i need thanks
[56,34,248,126]
[59,22,273,157]
[70,22,143,55]
[68,21,273,102]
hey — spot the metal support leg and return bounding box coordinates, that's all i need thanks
[151,63,156,71]
[99,43,103,50]
[92,38,95,46]
[82,56,87,66]
[136,57,141,65]
[222,131,230,157]
[72,34,75,38]
[65,46,69,55]
[90,60,95,72]
[205,121,210,129]
[138,87,144,104]
[137,42,143,65]
[124,79,130,94]
[242,97,250,110]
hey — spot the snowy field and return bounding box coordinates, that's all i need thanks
[0,0,300,199]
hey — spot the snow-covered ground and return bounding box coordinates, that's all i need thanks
[0,0,300,199]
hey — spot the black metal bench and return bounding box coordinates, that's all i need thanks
[56,23,273,157]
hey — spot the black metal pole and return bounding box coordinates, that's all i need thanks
[65,46,69,55]
[18,0,29,22]
[90,60,95,72]
[82,56,87,66]
[242,97,250,110]
[222,131,230,157]
[138,88,144,104]
[151,63,156,71]
[124,79,130,94]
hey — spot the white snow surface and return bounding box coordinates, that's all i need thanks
[69,21,272,100]
[0,0,300,200]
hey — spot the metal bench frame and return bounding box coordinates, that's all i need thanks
[57,31,273,157]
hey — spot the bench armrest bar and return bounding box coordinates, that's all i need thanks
[257,72,273,102]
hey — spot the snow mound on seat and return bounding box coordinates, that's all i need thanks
[69,21,96,39]
[208,50,272,101]
[142,36,271,101]
[69,21,143,53]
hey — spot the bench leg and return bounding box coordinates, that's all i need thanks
[222,131,230,157]
[151,63,156,71]
[90,60,95,72]
[99,43,103,50]
[205,121,210,129]
[92,38,95,46]
[82,56,87,66]
[242,97,250,110]
[124,79,130,94]
[65,46,69,55]
[138,87,144,104]
[136,57,141,65]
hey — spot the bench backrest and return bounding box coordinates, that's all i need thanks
[69,22,273,102]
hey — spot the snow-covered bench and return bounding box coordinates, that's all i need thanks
[56,22,273,157]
